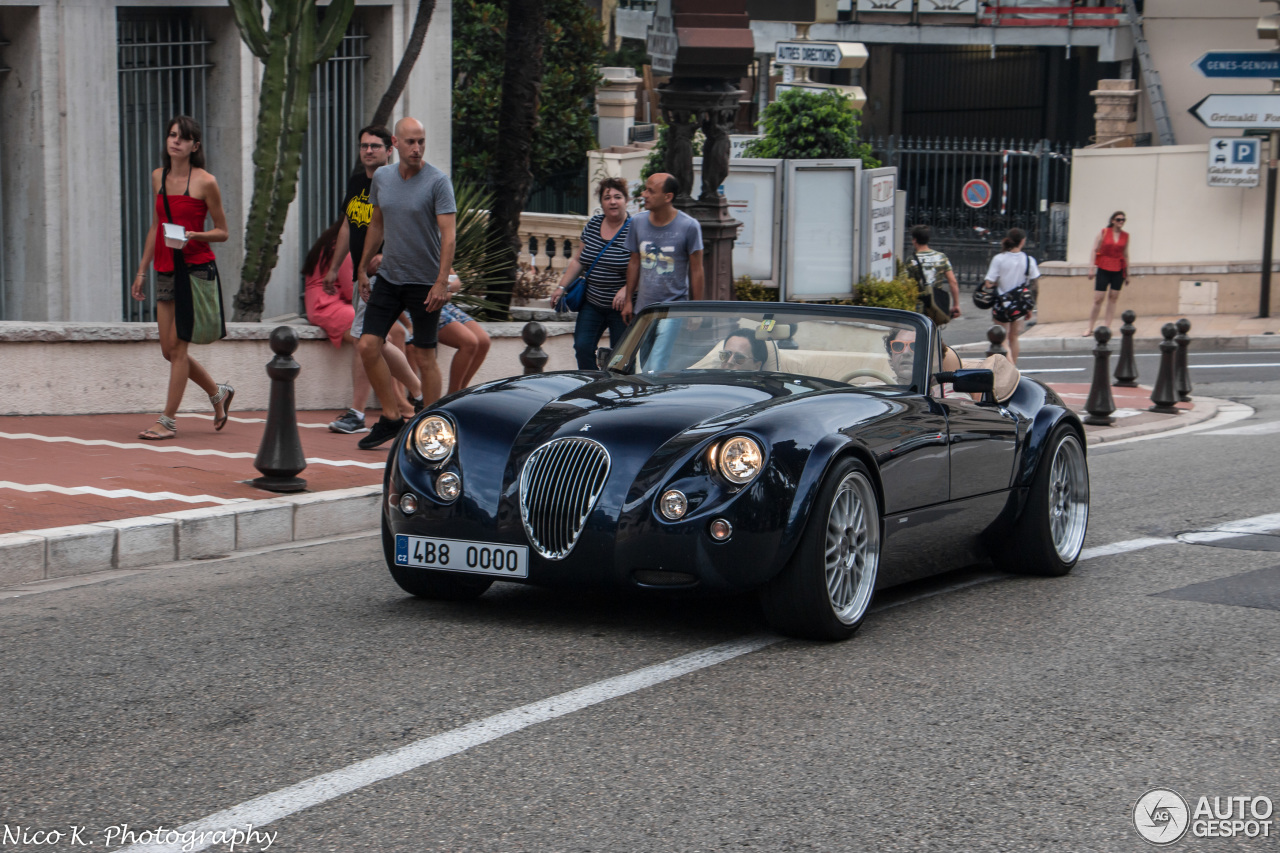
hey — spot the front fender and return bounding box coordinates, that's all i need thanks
[775,433,882,573]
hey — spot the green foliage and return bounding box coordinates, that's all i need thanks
[228,0,356,321]
[734,274,778,302]
[851,271,919,311]
[449,180,509,320]
[742,89,879,166]
[452,0,605,188]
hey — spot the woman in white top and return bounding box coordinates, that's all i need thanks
[983,227,1039,364]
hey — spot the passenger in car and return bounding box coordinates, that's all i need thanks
[719,329,767,371]
[885,327,917,384]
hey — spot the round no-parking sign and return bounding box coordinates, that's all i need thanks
[962,179,992,209]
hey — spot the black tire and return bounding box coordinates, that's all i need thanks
[381,503,493,601]
[995,424,1089,577]
[760,458,881,641]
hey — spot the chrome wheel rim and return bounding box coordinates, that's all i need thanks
[824,472,879,625]
[1048,434,1089,562]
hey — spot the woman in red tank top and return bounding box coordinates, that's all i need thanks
[130,116,231,440]
[1085,210,1130,336]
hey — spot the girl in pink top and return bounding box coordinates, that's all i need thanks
[130,116,231,440]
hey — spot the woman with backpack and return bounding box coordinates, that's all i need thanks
[978,227,1038,364]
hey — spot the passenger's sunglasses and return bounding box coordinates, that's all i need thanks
[718,350,751,365]
[888,340,915,354]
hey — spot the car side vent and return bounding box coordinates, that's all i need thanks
[519,437,611,561]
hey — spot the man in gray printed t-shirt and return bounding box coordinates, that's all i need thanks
[354,116,457,450]
[617,172,703,370]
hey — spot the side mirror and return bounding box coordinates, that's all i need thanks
[596,347,612,370]
[935,368,995,396]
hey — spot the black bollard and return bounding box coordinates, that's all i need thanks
[519,321,548,374]
[1149,323,1180,414]
[1174,317,1193,402]
[1113,309,1139,387]
[252,326,308,492]
[1084,326,1116,426]
[986,324,1008,358]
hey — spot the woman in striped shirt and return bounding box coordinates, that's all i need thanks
[553,177,632,370]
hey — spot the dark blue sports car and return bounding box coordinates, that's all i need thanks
[381,303,1089,640]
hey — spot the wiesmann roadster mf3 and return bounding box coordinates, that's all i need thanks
[381,303,1089,640]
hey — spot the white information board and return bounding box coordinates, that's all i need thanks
[692,158,784,286]
[1207,137,1261,188]
[784,160,862,300]
[861,167,899,282]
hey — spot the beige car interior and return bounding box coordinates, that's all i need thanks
[687,321,896,385]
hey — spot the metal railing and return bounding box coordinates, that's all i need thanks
[299,23,368,311]
[872,135,1074,286]
[117,12,211,323]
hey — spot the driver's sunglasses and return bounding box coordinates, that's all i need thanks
[888,340,915,354]
[360,142,386,150]
[718,350,751,365]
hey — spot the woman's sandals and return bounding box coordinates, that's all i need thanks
[211,383,235,431]
[139,414,178,441]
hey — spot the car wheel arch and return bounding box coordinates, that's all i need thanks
[777,436,885,569]
[1016,407,1085,490]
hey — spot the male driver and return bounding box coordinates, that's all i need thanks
[354,116,456,450]
[616,172,703,370]
[908,225,961,322]
[323,125,423,434]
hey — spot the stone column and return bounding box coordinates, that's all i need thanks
[1091,80,1139,147]
[595,66,643,149]
[659,79,744,302]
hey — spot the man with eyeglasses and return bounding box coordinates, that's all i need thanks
[322,125,423,435]
[885,327,917,385]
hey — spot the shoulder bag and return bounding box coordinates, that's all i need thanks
[556,217,629,313]
[160,184,226,345]
[991,253,1035,324]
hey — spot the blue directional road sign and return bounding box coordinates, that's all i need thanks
[1194,51,1280,79]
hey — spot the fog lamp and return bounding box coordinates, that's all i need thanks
[436,471,461,501]
[660,489,688,520]
[399,493,418,514]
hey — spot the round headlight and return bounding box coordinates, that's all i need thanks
[660,489,688,520]
[413,416,456,462]
[436,471,461,501]
[718,436,763,485]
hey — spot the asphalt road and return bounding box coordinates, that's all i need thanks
[2,368,1278,852]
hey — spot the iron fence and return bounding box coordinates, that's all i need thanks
[526,166,590,216]
[871,135,1074,287]
[299,23,368,310]
[117,12,211,323]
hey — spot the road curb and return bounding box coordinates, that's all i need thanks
[1082,395,1224,445]
[2,486,381,584]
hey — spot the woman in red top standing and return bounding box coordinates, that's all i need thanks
[130,116,231,440]
[1085,210,1130,336]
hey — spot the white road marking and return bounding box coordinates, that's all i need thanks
[118,635,782,853]
[1189,362,1280,369]
[110,514,1249,853]
[1178,511,1280,544]
[0,432,385,469]
[0,481,247,506]
[1093,401,1255,446]
[1200,420,1280,436]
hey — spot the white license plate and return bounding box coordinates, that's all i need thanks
[394,534,529,579]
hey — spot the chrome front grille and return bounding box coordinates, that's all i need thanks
[519,437,611,560]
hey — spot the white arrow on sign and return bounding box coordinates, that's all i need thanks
[1189,94,1280,129]
[773,41,869,70]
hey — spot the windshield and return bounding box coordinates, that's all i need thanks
[607,304,929,392]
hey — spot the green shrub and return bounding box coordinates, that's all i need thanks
[734,274,778,302]
[742,89,879,165]
[851,272,918,311]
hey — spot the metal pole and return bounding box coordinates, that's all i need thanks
[1264,129,1278,319]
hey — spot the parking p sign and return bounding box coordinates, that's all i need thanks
[1207,137,1261,188]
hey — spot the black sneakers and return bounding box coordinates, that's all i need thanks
[357,415,405,450]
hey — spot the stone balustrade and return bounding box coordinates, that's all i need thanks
[518,212,592,275]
